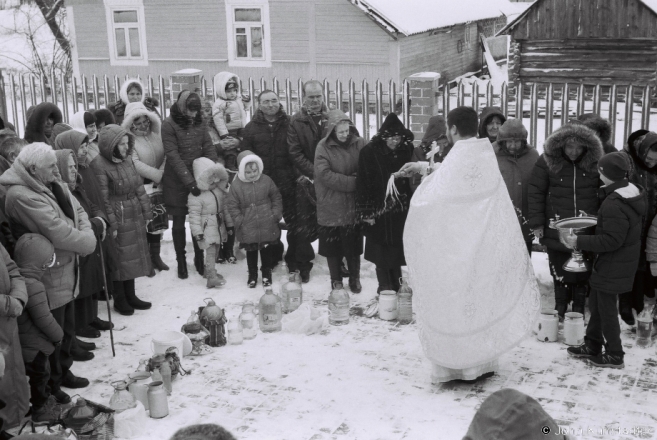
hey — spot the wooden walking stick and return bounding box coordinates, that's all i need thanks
[98,244,116,357]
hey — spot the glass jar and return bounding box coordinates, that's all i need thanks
[109,380,137,413]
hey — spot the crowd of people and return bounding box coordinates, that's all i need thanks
[0,70,654,435]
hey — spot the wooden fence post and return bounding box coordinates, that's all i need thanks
[0,70,8,127]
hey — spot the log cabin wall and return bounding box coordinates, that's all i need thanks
[507,0,657,85]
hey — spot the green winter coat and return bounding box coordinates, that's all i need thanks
[92,125,153,281]
[314,110,365,227]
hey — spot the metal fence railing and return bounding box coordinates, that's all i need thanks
[0,73,409,141]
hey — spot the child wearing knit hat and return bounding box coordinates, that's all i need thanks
[562,152,646,369]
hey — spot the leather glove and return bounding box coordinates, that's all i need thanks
[195,234,204,242]
[189,186,201,197]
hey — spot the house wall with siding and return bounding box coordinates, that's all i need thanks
[69,0,395,85]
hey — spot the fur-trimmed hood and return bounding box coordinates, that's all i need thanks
[122,102,162,135]
[575,113,616,153]
[542,123,603,174]
[24,102,63,144]
[624,129,657,172]
[192,157,228,190]
[97,124,134,163]
[236,151,264,182]
[213,71,240,101]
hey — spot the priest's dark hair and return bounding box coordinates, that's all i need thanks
[169,424,236,440]
[447,106,479,138]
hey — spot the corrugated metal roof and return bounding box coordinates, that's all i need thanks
[351,0,517,36]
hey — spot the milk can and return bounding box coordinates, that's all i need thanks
[147,381,169,419]
[563,312,585,346]
[239,302,258,340]
[128,371,151,410]
[379,290,398,321]
[536,310,559,342]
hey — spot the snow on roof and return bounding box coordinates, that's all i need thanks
[351,0,515,36]
[641,0,657,14]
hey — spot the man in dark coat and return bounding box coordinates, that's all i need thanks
[528,124,603,320]
[493,119,539,253]
[0,143,97,404]
[565,152,645,369]
[241,91,296,273]
[619,130,657,324]
[23,102,63,146]
[478,106,506,144]
[287,80,329,281]
[161,91,218,279]
[357,113,414,293]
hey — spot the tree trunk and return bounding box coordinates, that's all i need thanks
[33,0,71,60]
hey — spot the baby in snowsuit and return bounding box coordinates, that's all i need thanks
[212,72,251,171]
[188,158,233,288]
[226,151,283,288]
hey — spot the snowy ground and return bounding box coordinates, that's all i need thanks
[58,228,657,440]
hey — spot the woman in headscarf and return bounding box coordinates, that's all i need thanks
[55,130,111,332]
[356,113,414,293]
[92,125,153,316]
[122,102,169,275]
[108,78,160,125]
[161,91,217,279]
[314,109,365,292]
[53,149,109,357]
[478,106,506,144]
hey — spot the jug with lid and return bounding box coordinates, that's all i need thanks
[147,381,169,419]
[379,290,398,321]
[227,319,244,345]
[281,271,303,313]
[397,277,413,324]
[259,288,282,332]
[328,281,350,326]
[563,312,585,346]
[239,302,258,339]
[200,298,227,347]
[128,371,151,409]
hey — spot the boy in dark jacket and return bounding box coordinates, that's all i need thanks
[563,152,646,369]
[15,233,63,421]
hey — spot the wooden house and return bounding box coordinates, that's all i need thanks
[499,0,657,85]
[65,0,511,85]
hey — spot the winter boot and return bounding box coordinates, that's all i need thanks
[216,245,227,264]
[247,271,258,288]
[554,282,571,321]
[112,281,134,316]
[375,267,393,294]
[206,266,226,288]
[32,396,60,423]
[262,268,273,287]
[192,237,204,276]
[389,267,402,292]
[124,280,151,310]
[150,242,169,271]
[567,343,600,358]
[340,259,350,278]
[619,293,635,326]
[572,284,588,316]
[224,229,237,264]
[347,257,361,293]
[589,353,624,369]
[172,229,188,279]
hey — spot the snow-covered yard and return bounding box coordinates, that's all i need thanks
[61,230,657,440]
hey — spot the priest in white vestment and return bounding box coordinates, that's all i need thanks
[399,107,540,383]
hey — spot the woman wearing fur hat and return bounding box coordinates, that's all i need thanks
[620,130,657,324]
[122,102,169,276]
[108,78,160,125]
[23,102,63,146]
[528,124,603,320]
[92,125,153,316]
[575,113,617,154]
[188,158,232,288]
[493,119,539,253]
[356,113,414,294]
[161,91,218,279]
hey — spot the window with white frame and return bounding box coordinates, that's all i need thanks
[225,0,271,67]
[104,0,148,66]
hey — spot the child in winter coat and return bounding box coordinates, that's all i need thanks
[212,72,251,171]
[15,234,63,422]
[188,158,233,288]
[226,151,283,288]
[564,152,646,369]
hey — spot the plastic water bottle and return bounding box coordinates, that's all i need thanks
[328,281,350,326]
[397,277,413,324]
[258,288,282,332]
[282,271,303,313]
[239,302,258,340]
[637,308,653,348]
[227,319,244,345]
